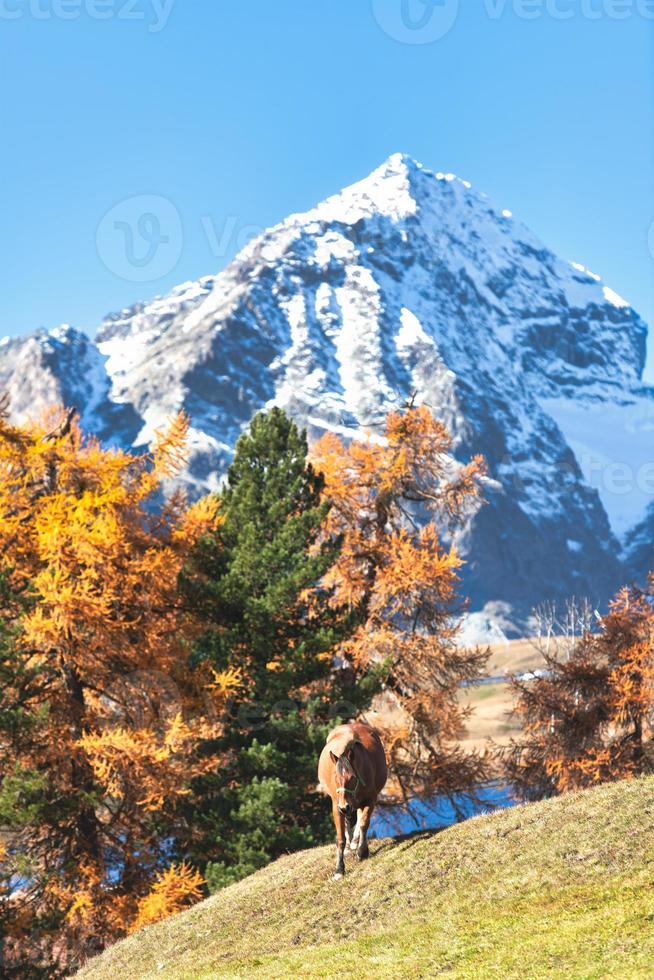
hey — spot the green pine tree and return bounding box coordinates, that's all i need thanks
[181,408,383,890]
[0,570,61,979]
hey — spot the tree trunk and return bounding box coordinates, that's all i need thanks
[61,659,101,864]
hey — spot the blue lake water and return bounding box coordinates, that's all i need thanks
[370,783,516,839]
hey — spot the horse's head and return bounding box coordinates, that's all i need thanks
[330,740,366,818]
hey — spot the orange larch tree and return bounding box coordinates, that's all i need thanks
[502,634,612,800]
[601,585,654,768]
[504,586,654,799]
[311,405,491,810]
[0,404,233,975]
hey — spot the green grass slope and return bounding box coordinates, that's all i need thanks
[78,778,654,979]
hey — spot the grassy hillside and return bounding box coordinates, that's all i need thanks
[78,777,654,979]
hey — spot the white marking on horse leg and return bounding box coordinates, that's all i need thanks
[350,811,361,850]
[357,804,372,860]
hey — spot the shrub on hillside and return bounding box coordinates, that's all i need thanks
[504,589,654,799]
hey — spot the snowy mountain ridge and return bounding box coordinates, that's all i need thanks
[2,153,652,631]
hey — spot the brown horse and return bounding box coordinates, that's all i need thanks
[317,722,388,879]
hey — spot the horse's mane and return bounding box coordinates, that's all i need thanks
[335,739,359,776]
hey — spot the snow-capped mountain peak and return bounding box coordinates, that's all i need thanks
[1,154,651,630]
[307,152,421,224]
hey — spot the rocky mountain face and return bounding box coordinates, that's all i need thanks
[3,154,652,634]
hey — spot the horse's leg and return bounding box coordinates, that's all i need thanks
[356,803,374,861]
[349,810,362,850]
[332,801,346,879]
[345,814,354,850]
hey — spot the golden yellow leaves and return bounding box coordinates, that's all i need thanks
[0,409,205,688]
[54,856,205,938]
[604,588,654,730]
[373,527,462,613]
[510,582,654,798]
[174,493,222,546]
[207,664,243,696]
[311,406,481,640]
[131,862,205,933]
[0,404,223,953]
[311,406,489,798]
[545,750,636,794]
[151,412,190,481]
[46,860,103,927]
[65,888,95,925]
[79,711,221,812]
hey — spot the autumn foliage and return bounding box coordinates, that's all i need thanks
[0,405,233,974]
[505,587,654,799]
[312,405,491,807]
[0,399,495,974]
[178,408,371,891]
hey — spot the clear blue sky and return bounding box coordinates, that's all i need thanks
[2,2,653,373]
